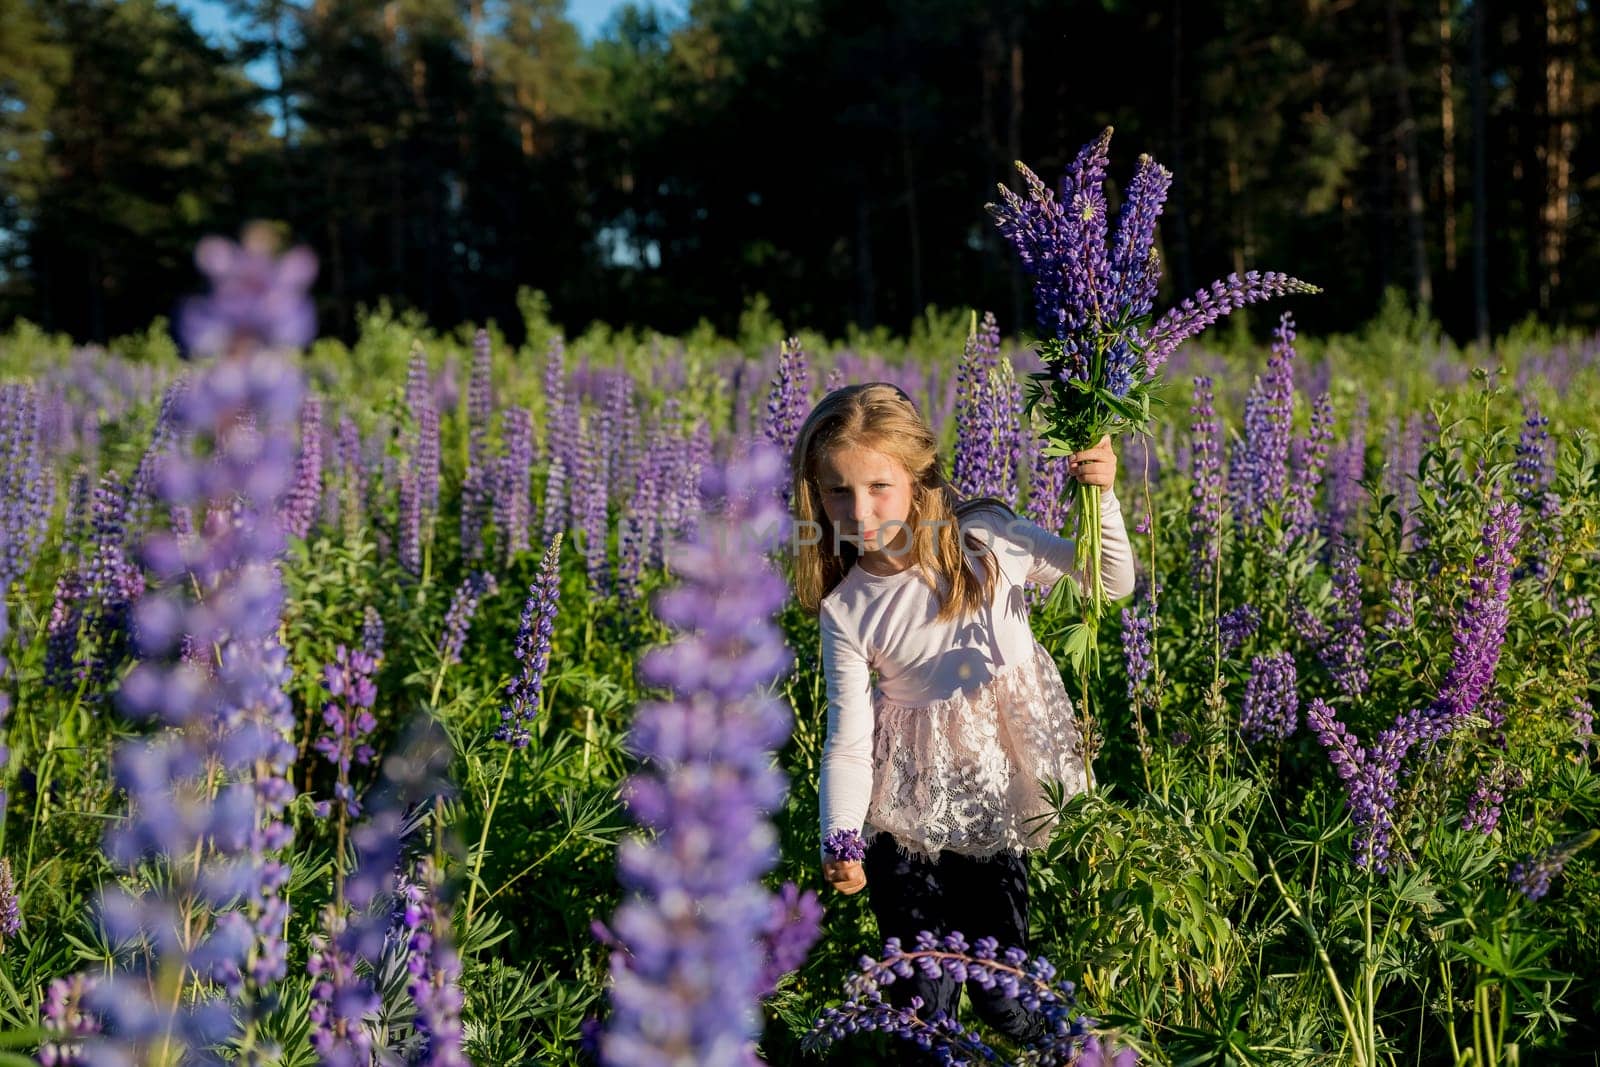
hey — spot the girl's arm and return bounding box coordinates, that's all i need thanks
[1004,487,1137,600]
[817,601,875,866]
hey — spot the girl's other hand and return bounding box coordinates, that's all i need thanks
[823,859,867,895]
[1069,435,1117,489]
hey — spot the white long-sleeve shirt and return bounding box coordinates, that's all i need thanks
[817,489,1135,862]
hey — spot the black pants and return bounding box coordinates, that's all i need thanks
[861,831,1049,1063]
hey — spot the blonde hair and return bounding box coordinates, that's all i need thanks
[789,382,1017,621]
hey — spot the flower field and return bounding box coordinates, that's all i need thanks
[0,245,1596,1065]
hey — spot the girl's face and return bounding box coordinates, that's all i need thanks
[816,446,915,563]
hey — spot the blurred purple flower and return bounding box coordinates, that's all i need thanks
[599,442,804,1065]
[74,230,312,1059]
[177,225,317,356]
[756,881,824,1000]
[39,974,102,1066]
[403,858,468,1066]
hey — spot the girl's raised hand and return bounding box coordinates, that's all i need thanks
[1069,434,1117,489]
[823,859,867,895]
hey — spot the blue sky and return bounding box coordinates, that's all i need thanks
[175,0,647,53]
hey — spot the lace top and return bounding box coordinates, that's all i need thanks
[817,490,1135,863]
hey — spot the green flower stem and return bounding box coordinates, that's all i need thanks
[464,743,514,927]
[1266,856,1368,1067]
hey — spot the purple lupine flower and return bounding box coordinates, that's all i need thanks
[401,857,468,1066]
[1322,395,1367,547]
[73,231,312,1059]
[281,394,323,540]
[1510,831,1598,902]
[1382,578,1416,640]
[496,535,563,748]
[952,313,1025,507]
[333,414,364,539]
[603,372,636,511]
[42,563,86,693]
[988,133,1115,356]
[0,584,9,804]
[803,931,1137,1065]
[1145,272,1320,371]
[177,226,316,355]
[1321,548,1369,697]
[416,392,442,537]
[1120,606,1154,701]
[74,472,145,691]
[127,378,187,538]
[599,442,805,1065]
[361,606,385,662]
[315,645,380,817]
[439,570,496,665]
[0,856,17,938]
[398,345,441,575]
[307,904,380,1067]
[823,365,846,394]
[823,828,867,862]
[315,721,455,1063]
[39,974,102,1066]
[755,881,824,1001]
[765,336,811,459]
[0,382,49,589]
[1026,430,1072,535]
[1230,313,1298,530]
[1462,765,1524,834]
[461,329,496,562]
[1239,652,1298,743]
[1385,412,1429,550]
[541,453,568,550]
[494,406,534,562]
[1283,391,1335,545]
[399,455,424,578]
[1513,394,1553,499]
[1107,153,1175,325]
[1570,698,1594,752]
[1218,604,1261,657]
[1311,500,1521,869]
[1187,376,1223,587]
[542,336,578,534]
[573,418,611,597]
[617,432,663,608]
[952,312,1002,499]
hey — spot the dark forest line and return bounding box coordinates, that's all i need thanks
[1,0,1596,347]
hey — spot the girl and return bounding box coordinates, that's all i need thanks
[789,382,1134,1053]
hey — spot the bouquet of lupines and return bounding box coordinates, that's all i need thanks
[988,127,1319,672]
